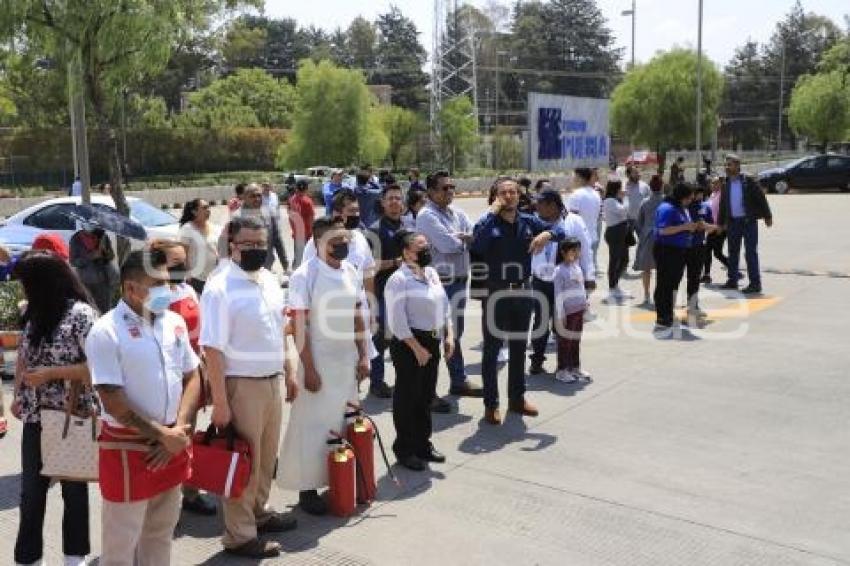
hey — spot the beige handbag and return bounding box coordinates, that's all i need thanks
[40,381,100,482]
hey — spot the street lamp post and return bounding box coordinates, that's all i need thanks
[696,0,704,168]
[778,41,786,152]
[621,0,636,69]
[495,50,508,132]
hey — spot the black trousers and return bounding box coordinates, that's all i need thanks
[653,244,688,327]
[15,422,90,563]
[529,277,555,365]
[686,243,706,305]
[605,223,629,289]
[390,331,441,459]
[481,290,532,409]
[703,232,729,275]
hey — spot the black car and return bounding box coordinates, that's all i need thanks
[758,154,850,194]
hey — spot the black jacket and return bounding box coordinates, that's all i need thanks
[718,175,772,226]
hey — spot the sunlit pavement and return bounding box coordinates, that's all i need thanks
[1,193,849,565]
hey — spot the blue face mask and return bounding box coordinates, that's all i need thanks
[144,284,173,315]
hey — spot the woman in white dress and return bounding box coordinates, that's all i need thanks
[278,218,370,515]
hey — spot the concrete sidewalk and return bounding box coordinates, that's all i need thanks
[1,194,849,565]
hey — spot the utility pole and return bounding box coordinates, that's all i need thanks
[778,40,786,152]
[495,50,508,132]
[695,0,704,168]
[621,0,636,69]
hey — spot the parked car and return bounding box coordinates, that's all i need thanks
[0,195,180,256]
[758,154,850,194]
[624,150,659,167]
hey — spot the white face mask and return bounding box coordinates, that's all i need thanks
[143,284,173,314]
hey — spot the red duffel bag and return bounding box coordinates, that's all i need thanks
[185,424,251,499]
[98,422,192,503]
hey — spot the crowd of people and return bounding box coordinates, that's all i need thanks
[0,156,774,563]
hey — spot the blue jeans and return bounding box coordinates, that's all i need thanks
[481,292,532,409]
[443,280,468,388]
[370,297,388,386]
[726,218,760,287]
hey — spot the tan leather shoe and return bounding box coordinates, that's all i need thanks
[508,398,539,417]
[484,407,502,425]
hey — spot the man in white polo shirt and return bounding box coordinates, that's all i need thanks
[201,215,298,559]
[86,249,202,566]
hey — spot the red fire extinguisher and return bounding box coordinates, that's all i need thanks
[326,432,356,518]
[345,404,397,505]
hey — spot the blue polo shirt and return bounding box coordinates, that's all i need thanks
[654,201,692,248]
[688,201,713,247]
[471,212,565,285]
[322,182,343,217]
[355,183,383,228]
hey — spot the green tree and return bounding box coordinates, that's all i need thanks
[0,0,259,219]
[492,126,523,170]
[437,96,479,171]
[376,105,423,170]
[0,82,17,126]
[176,68,295,128]
[507,0,622,102]
[282,59,381,168]
[0,50,68,127]
[128,95,171,129]
[721,41,773,149]
[818,37,850,74]
[373,7,429,111]
[610,49,724,174]
[724,1,843,149]
[788,71,850,152]
[346,17,378,74]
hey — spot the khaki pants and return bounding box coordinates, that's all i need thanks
[101,486,181,566]
[222,377,283,548]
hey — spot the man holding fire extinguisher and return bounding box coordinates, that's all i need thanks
[278,217,371,516]
[86,250,203,566]
[200,215,299,559]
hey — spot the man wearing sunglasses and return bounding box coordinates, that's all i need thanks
[416,171,483,410]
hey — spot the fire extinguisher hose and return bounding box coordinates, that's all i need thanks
[347,404,399,486]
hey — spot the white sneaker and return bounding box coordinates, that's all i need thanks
[65,556,88,566]
[555,369,577,383]
[613,287,633,300]
[572,368,592,380]
[497,347,509,363]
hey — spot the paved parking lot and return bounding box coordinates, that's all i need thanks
[1,193,849,565]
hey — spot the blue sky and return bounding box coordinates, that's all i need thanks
[263,0,849,69]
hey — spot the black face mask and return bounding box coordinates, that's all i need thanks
[416,248,432,267]
[344,215,361,230]
[168,263,188,284]
[330,242,350,261]
[239,249,267,272]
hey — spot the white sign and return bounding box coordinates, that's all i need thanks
[528,93,610,171]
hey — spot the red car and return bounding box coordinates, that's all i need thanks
[624,150,659,167]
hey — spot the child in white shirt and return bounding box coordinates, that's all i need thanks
[552,238,592,383]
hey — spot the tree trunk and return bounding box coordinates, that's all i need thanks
[656,141,666,176]
[84,61,131,262]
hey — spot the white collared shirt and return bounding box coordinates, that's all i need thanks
[199,262,286,377]
[531,213,595,282]
[86,300,199,426]
[567,186,602,243]
[384,264,451,340]
[301,229,376,276]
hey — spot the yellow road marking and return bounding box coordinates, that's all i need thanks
[628,297,782,323]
